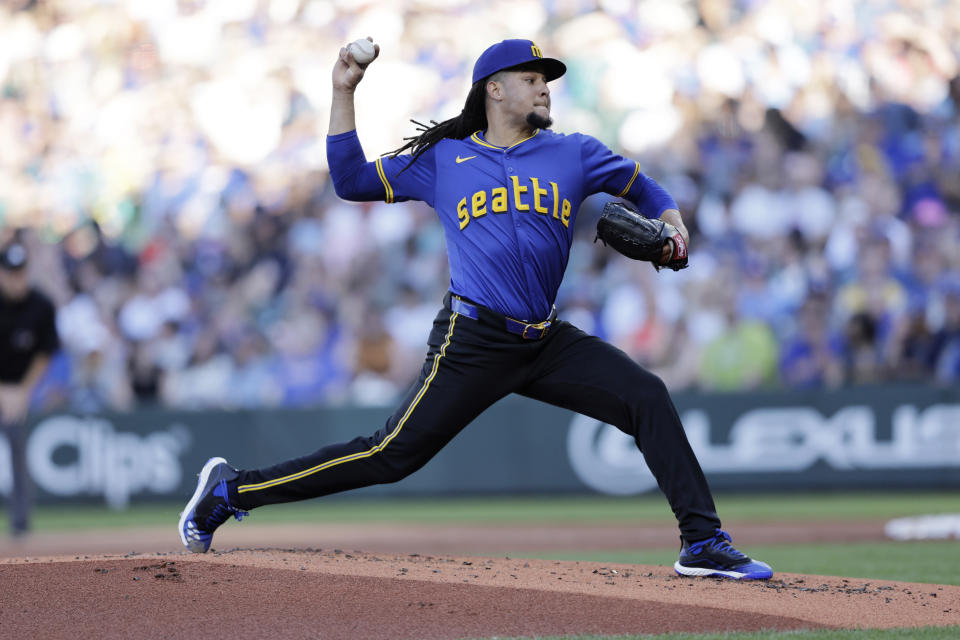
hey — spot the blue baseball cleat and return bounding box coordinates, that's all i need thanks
[178,457,248,553]
[674,529,773,580]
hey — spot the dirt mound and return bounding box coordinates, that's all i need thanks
[2,549,957,639]
[0,519,890,559]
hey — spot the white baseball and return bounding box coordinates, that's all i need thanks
[348,39,376,65]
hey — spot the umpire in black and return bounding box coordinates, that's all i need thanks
[0,241,60,537]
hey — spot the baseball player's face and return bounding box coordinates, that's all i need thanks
[499,70,551,129]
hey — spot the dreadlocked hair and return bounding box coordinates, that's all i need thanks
[387,79,488,173]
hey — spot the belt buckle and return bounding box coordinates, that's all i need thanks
[522,321,550,340]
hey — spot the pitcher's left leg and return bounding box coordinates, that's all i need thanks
[520,321,772,579]
[519,321,719,541]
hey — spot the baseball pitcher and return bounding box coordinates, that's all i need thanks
[179,38,771,580]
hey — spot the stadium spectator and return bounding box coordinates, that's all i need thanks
[779,293,845,389]
[0,1,957,409]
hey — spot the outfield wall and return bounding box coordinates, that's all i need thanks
[1,384,958,507]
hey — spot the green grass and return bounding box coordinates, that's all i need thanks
[468,628,960,640]
[3,491,956,532]
[512,540,960,586]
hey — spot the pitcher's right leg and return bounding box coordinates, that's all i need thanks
[178,306,522,551]
[231,309,504,508]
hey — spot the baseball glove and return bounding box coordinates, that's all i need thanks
[594,201,688,271]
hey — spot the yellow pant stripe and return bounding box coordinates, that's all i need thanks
[237,313,460,494]
[616,161,641,198]
[375,157,394,203]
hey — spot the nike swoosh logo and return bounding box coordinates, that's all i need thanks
[455,155,477,164]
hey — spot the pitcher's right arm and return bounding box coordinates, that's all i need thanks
[326,41,435,205]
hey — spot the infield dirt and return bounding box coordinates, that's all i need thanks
[1,521,958,638]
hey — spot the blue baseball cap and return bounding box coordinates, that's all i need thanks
[472,39,566,85]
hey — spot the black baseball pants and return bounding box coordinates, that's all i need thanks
[231,296,721,542]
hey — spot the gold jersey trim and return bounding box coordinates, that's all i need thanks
[617,161,641,198]
[375,157,394,203]
[469,129,540,151]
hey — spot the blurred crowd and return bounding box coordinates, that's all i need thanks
[1,0,959,412]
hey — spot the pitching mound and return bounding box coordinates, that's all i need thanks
[2,548,957,639]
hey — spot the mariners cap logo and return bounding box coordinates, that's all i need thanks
[472,39,566,85]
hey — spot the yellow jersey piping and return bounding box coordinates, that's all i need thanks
[616,161,641,198]
[375,157,394,203]
[507,129,540,149]
[470,129,540,151]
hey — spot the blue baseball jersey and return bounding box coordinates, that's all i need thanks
[327,128,677,321]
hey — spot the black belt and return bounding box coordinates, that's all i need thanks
[445,293,556,340]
